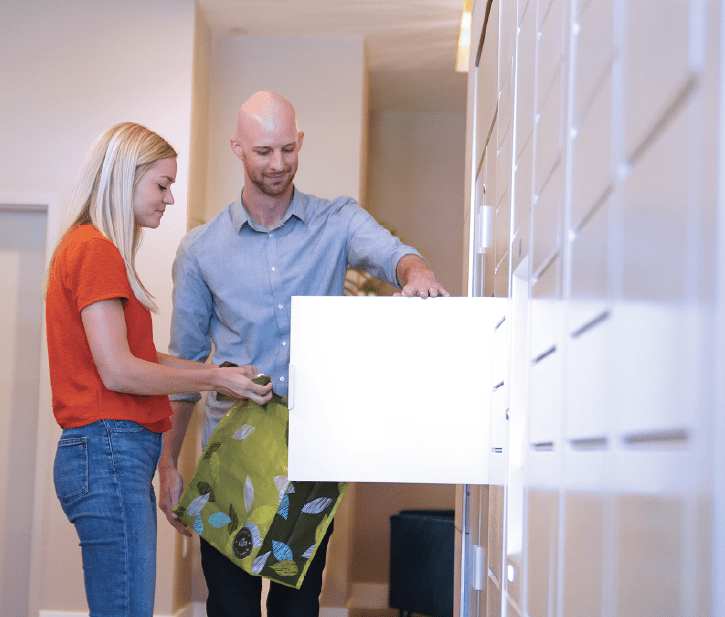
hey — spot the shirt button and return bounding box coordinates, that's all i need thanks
[278,303,283,309]
[271,267,276,272]
[282,341,287,346]
[279,376,285,382]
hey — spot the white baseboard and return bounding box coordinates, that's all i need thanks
[320,608,349,617]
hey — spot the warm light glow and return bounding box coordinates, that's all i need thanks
[456,0,472,73]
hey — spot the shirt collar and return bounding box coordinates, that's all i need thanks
[232,187,308,233]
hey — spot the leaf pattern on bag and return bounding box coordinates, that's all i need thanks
[197,482,215,502]
[274,475,289,502]
[228,504,238,534]
[208,512,231,528]
[187,492,210,516]
[278,495,290,520]
[203,442,222,460]
[244,476,254,511]
[252,551,270,574]
[272,540,294,562]
[302,545,315,559]
[193,515,204,534]
[233,425,255,440]
[301,497,333,515]
[270,560,298,578]
[246,520,262,547]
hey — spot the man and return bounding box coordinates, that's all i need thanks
[158,91,448,616]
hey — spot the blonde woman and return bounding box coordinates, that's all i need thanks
[45,122,273,616]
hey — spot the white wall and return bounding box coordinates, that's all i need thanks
[366,110,466,296]
[0,0,197,614]
[204,34,367,222]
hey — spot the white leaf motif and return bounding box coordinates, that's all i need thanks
[244,477,254,511]
[187,493,210,516]
[233,425,255,440]
[252,551,270,574]
[301,497,333,515]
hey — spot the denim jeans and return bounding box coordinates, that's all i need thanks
[53,420,162,617]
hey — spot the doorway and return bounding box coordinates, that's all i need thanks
[0,204,48,616]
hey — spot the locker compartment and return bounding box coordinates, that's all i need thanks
[475,34,499,174]
[612,302,695,437]
[615,493,682,617]
[529,349,563,446]
[526,489,559,617]
[495,184,511,268]
[514,140,533,230]
[494,249,510,298]
[499,0,517,92]
[532,163,564,275]
[497,121,512,206]
[488,485,506,591]
[491,315,508,388]
[621,103,690,302]
[498,62,514,152]
[516,1,537,156]
[570,71,613,225]
[537,0,565,99]
[624,0,694,159]
[565,312,612,440]
[570,193,610,307]
[530,254,562,356]
[573,0,614,122]
[535,70,563,196]
[490,386,509,487]
[512,212,530,277]
[562,491,606,617]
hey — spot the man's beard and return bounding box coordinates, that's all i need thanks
[251,169,295,196]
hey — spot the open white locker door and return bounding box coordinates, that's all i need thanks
[288,296,504,484]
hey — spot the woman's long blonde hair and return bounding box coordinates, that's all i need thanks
[47,122,177,313]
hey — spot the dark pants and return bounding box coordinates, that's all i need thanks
[200,521,334,617]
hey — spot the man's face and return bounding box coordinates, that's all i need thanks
[235,116,303,198]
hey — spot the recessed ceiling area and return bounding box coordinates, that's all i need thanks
[197,0,468,112]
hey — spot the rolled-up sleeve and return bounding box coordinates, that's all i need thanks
[168,236,214,403]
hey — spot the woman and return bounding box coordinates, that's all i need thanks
[45,122,273,616]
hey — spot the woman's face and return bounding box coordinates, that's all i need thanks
[133,157,177,228]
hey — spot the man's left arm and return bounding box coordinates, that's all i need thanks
[396,254,450,298]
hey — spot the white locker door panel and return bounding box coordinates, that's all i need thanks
[288,296,505,484]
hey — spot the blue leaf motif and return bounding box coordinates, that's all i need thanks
[193,515,204,534]
[272,541,294,562]
[301,497,332,515]
[208,512,231,528]
[246,520,262,547]
[278,495,290,520]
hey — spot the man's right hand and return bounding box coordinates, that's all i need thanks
[158,458,192,537]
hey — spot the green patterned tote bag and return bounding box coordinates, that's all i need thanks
[173,379,347,589]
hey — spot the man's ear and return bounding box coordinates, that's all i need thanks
[297,132,304,151]
[230,138,244,160]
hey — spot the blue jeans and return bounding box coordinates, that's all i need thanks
[53,420,162,617]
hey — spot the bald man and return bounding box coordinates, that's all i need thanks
[159,91,447,616]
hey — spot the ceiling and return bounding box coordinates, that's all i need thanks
[197,0,468,112]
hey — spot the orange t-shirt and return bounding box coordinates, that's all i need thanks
[45,225,172,432]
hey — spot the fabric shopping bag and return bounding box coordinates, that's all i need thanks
[173,378,348,589]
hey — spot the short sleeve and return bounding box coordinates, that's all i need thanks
[66,237,132,311]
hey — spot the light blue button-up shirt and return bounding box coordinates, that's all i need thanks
[169,187,420,445]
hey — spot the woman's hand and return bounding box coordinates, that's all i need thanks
[215,366,273,404]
